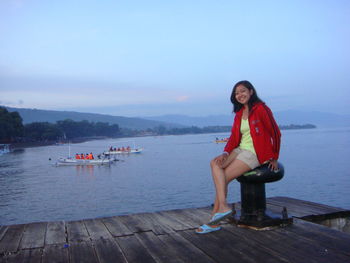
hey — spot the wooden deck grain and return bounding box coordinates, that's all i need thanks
[0,196,349,262]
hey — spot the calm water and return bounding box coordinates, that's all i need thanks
[1,128,350,225]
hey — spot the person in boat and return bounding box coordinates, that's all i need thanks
[127,146,131,151]
[75,153,80,159]
[88,152,94,159]
[196,80,281,234]
[121,147,125,151]
[80,153,85,159]
[109,146,113,152]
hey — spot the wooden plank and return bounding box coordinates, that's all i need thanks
[69,241,98,263]
[180,227,288,263]
[45,221,66,245]
[276,220,350,257]
[225,225,318,263]
[115,235,156,263]
[265,226,350,262]
[0,224,25,253]
[156,211,193,230]
[195,206,212,216]
[229,224,349,263]
[161,209,200,228]
[158,232,215,263]
[266,202,307,218]
[135,231,185,263]
[177,230,244,263]
[141,213,175,235]
[293,218,350,243]
[42,244,69,263]
[6,248,42,263]
[216,226,290,263]
[20,222,47,249]
[66,220,90,243]
[270,197,346,212]
[0,226,8,242]
[267,199,319,216]
[102,216,133,237]
[221,225,294,262]
[93,238,127,263]
[117,214,152,233]
[84,219,112,240]
[143,212,184,231]
[180,208,211,224]
[266,198,332,216]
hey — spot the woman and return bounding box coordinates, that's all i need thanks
[196,80,281,234]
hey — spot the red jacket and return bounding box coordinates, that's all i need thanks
[224,102,281,164]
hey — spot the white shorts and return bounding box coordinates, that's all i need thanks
[233,148,260,169]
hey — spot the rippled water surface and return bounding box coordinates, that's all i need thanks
[1,127,349,225]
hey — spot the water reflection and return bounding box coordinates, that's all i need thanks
[75,165,95,176]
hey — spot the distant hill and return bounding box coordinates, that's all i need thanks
[274,110,350,128]
[144,111,350,128]
[5,106,350,130]
[144,114,234,127]
[4,106,184,130]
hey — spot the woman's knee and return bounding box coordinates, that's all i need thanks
[210,158,217,168]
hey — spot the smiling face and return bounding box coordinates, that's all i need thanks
[234,84,253,106]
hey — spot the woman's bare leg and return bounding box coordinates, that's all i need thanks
[196,156,233,232]
[196,154,251,232]
[210,151,238,216]
[213,158,252,214]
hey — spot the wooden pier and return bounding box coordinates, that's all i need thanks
[1,196,350,262]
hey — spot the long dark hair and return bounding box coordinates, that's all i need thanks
[230,80,263,113]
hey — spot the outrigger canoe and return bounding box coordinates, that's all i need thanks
[55,157,113,166]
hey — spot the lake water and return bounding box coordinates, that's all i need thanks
[1,127,350,226]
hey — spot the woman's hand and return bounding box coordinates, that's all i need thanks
[214,153,228,168]
[268,159,278,171]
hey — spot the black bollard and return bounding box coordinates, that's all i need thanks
[232,162,293,229]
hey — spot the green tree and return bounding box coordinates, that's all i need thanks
[0,107,24,142]
[24,122,62,141]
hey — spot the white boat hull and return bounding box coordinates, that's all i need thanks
[56,158,113,166]
[104,148,143,155]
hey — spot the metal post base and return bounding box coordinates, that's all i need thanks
[230,208,293,230]
[230,207,293,230]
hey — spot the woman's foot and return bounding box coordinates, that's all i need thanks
[209,206,237,225]
[195,224,221,234]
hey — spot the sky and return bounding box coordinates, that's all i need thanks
[0,0,349,117]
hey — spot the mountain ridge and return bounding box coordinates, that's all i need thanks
[3,106,184,130]
[4,106,350,129]
[143,111,350,128]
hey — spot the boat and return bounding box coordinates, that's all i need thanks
[55,157,113,166]
[55,142,114,166]
[103,147,143,155]
[104,141,143,155]
[214,138,229,143]
[0,144,10,155]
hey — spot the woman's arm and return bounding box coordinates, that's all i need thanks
[260,104,281,161]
